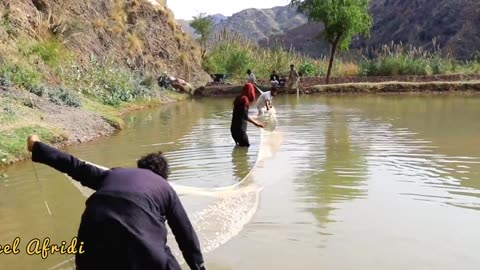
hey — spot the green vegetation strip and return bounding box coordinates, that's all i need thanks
[0,125,67,164]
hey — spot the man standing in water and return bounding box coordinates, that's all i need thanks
[27,135,206,270]
[256,87,278,116]
[287,64,300,93]
[231,83,264,147]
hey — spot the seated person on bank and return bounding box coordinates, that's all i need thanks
[256,87,278,115]
[27,135,206,270]
[270,70,280,87]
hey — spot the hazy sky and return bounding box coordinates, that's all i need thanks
[167,0,292,20]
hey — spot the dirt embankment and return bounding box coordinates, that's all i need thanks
[0,85,183,165]
[308,81,480,94]
[0,86,112,138]
[195,74,480,97]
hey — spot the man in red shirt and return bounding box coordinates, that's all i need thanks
[230,83,264,147]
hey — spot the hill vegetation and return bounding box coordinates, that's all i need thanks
[0,0,208,165]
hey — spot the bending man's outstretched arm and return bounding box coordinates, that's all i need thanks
[28,135,107,190]
[166,188,206,270]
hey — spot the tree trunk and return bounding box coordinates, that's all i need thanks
[201,43,206,60]
[326,35,341,85]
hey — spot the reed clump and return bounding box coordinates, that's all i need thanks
[204,29,359,81]
[360,40,480,76]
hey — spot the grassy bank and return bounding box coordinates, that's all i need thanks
[0,90,185,166]
[0,38,189,167]
[203,33,480,81]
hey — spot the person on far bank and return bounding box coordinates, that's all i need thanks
[270,70,280,87]
[256,87,278,116]
[231,83,264,147]
[27,135,206,270]
[288,64,300,93]
[246,69,257,84]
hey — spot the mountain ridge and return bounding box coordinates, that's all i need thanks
[177,1,480,60]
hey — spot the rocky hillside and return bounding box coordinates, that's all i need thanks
[361,0,480,60]
[0,0,210,84]
[194,1,480,60]
[258,22,330,58]
[177,5,307,42]
[0,0,210,164]
[213,5,307,41]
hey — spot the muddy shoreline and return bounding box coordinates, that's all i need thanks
[194,74,480,97]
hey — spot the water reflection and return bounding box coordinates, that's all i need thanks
[302,108,368,229]
[231,147,249,181]
[321,95,480,210]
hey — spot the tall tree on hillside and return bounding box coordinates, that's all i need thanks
[190,13,214,60]
[291,0,373,84]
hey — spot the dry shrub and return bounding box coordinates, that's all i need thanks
[127,33,143,54]
[338,62,360,76]
[94,18,106,29]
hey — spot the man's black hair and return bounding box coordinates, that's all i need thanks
[137,151,170,179]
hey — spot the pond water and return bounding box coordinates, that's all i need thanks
[1,94,480,270]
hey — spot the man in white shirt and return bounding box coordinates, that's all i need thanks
[256,87,278,115]
[246,69,257,84]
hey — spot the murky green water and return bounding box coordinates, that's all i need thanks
[1,94,480,270]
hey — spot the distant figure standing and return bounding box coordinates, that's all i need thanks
[288,64,300,93]
[246,69,257,84]
[256,87,278,116]
[230,83,264,147]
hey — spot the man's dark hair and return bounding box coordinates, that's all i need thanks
[137,151,170,179]
[247,69,251,74]
[271,87,278,92]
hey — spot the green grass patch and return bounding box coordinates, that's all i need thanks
[82,99,125,130]
[0,64,43,90]
[360,42,480,76]
[28,85,83,108]
[0,125,67,164]
[20,39,72,67]
[163,90,190,101]
[0,97,19,125]
[64,62,164,107]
